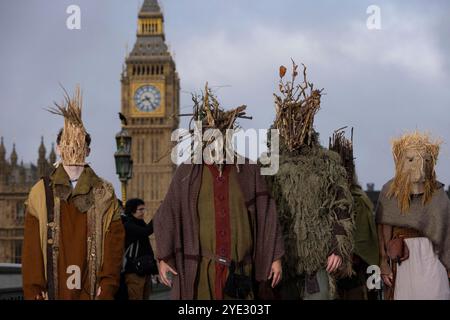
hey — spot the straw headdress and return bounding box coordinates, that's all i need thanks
[47,85,88,166]
[387,130,441,213]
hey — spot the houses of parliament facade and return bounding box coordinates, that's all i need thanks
[0,138,55,263]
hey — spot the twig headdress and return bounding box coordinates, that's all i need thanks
[187,82,250,134]
[273,60,323,151]
[176,83,252,174]
[329,127,356,186]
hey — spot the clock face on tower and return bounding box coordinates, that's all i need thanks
[134,85,161,112]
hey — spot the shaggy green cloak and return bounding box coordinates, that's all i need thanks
[267,146,355,279]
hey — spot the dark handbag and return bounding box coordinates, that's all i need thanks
[387,237,409,265]
[132,255,158,276]
[224,261,253,299]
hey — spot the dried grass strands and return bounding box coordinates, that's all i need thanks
[156,84,252,167]
[190,83,252,172]
[190,83,249,133]
[47,85,88,166]
[274,60,323,151]
[329,127,356,186]
[268,147,354,278]
[387,130,442,213]
[391,131,441,166]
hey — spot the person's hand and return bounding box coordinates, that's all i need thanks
[35,291,46,300]
[96,286,102,297]
[268,259,282,288]
[159,260,178,287]
[326,254,342,273]
[380,260,394,287]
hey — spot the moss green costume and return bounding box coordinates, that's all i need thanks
[267,145,354,299]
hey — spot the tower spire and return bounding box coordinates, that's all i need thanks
[0,137,5,162]
[136,0,165,40]
[140,0,161,14]
[0,137,6,176]
[49,143,56,166]
[39,136,46,158]
[38,136,48,176]
[10,143,18,166]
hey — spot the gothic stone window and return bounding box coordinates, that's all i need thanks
[14,240,22,264]
[16,202,25,222]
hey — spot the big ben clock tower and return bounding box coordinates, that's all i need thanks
[121,0,180,220]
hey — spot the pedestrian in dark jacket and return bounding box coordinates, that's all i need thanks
[121,198,157,300]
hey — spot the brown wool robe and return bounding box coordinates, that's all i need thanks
[154,162,285,300]
[22,165,125,300]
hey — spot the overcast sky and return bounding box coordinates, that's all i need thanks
[0,0,449,193]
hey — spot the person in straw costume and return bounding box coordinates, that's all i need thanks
[154,84,284,300]
[22,85,125,300]
[376,131,450,300]
[266,61,355,300]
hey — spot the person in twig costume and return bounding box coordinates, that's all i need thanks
[329,128,379,300]
[376,131,450,300]
[154,84,284,300]
[22,85,125,300]
[266,61,355,300]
